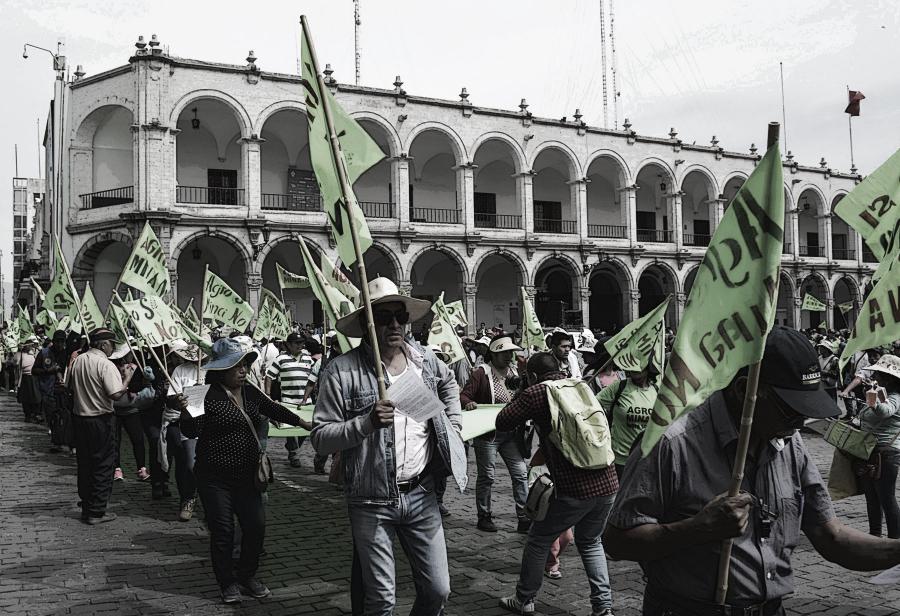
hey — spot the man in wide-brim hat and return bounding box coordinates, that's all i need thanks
[311,277,461,614]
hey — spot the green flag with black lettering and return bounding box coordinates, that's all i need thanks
[801,293,827,312]
[121,295,186,348]
[276,263,310,291]
[43,238,80,320]
[301,23,385,266]
[520,287,548,351]
[642,140,784,456]
[429,292,467,364]
[202,268,254,332]
[119,222,171,297]
[79,282,105,333]
[604,296,670,373]
[299,239,357,353]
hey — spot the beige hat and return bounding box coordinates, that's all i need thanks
[868,354,900,381]
[335,277,432,338]
[109,343,133,361]
[474,336,492,347]
[427,343,451,363]
[167,339,202,362]
[489,336,522,353]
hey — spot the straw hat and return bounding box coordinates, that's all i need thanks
[427,343,451,363]
[489,336,522,353]
[867,354,900,382]
[335,277,432,338]
[203,338,259,371]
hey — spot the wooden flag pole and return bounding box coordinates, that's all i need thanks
[301,15,387,399]
[714,122,781,605]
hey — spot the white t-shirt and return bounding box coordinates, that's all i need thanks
[385,345,432,482]
[168,362,207,396]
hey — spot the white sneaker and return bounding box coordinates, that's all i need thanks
[499,595,535,615]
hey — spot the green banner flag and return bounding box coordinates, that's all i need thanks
[260,286,285,311]
[30,277,46,305]
[301,23,384,266]
[79,282,105,334]
[276,262,310,290]
[202,268,254,332]
[838,301,855,315]
[520,287,548,351]
[121,295,186,348]
[839,236,900,373]
[834,148,900,273]
[321,252,361,305]
[429,292,467,365]
[253,296,273,340]
[43,238,80,320]
[16,309,34,343]
[119,222,171,297]
[5,319,20,352]
[801,293,827,312]
[268,301,292,341]
[444,300,468,328]
[641,140,784,457]
[107,301,131,343]
[604,296,670,373]
[35,308,57,329]
[299,238,358,353]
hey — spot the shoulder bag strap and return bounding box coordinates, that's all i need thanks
[223,386,263,453]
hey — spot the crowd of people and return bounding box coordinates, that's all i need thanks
[3,290,900,615]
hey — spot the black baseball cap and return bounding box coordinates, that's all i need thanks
[286,332,303,343]
[88,328,118,344]
[758,326,840,419]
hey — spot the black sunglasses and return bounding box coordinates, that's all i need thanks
[373,309,410,327]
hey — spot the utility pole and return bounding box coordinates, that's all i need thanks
[354,0,361,85]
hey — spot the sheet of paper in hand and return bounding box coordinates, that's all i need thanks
[439,411,468,492]
[387,368,446,424]
[183,384,211,418]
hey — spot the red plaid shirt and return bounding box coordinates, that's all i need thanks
[496,372,618,499]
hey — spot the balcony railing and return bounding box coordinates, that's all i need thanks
[410,207,461,224]
[799,244,825,258]
[587,224,626,239]
[637,228,674,243]
[534,218,577,234]
[177,185,245,206]
[261,193,322,211]
[832,247,857,261]
[783,242,792,255]
[862,245,878,264]
[474,213,522,229]
[683,233,711,247]
[80,186,134,209]
[360,201,394,219]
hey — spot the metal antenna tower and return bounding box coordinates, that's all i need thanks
[609,0,620,129]
[354,0,361,85]
[599,0,609,128]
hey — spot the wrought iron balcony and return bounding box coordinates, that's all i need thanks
[683,233,711,247]
[799,244,825,258]
[360,201,394,219]
[261,193,322,211]
[534,218,577,234]
[474,213,522,229]
[410,207,461,224]
[587,224,626,239]
[636,228,674,243]
[832,247,857,261]
[177,185,245,206]
[80,186,134,209]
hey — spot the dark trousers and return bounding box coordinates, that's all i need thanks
[167,424,197,502]
[140,409,169,486]
[862,447,900,538]
[115,413,146,469]
[196,473,265,589]
[74,414,117,519]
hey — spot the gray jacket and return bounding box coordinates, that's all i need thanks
[310,338,462,506]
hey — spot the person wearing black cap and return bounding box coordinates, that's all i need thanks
[33,330,72,452]
[265,331,315,468]
[67,328,133,525]
[604,326,900,615]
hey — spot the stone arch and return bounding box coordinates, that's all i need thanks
[258,106,312,202]
[71,105,136,207]
[830,192,856,261]
[353,111,402,158]
[408,246,467,332]
[171,229,253,275]
[364,241,402,283]
[471,248,529,287]
[70,96,135,144]
[636,261,679,324]
[405,243,469,284]
[529,141,582,179]
[832,275,860,328]
[584,150,632,186]
[474,249,527,330]
[588,258,631,332]
[533,253,582,328]
[585,151,630,237]
[175,230,251,313]
[404,122,466,164]
[799,272,829,328]
[260,235,324,326]
[680,166,718,247]
[796,186,828,257]
[677,164,719,199]
[634,157,676,186]
[776,271,796,327]
[169,90,253,137]
[795,184,828,216]
[72,231,135,305]
[635,159,677,243]
[532,146,581,233]
[254,100,305,132]
[470,132,527,174]
[682,264,701,298]
[531,252,583,288]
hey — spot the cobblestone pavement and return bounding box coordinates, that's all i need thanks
[1,395,899,615]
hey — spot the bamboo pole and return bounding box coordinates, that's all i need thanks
[714,122,781,605]
[301,15,387,399]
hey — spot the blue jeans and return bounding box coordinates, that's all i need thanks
[516,492,616,612]
[172,432,197,502]
[473,432,529,520]
[348,474,451,616]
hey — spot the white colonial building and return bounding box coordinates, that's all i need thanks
[34,35,872,333]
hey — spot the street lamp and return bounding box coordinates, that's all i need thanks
[23,42,66,72]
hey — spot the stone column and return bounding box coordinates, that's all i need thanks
[675,291,687,327]
[790,210,800,259]
[517,172,536,233]
[464,282,477,333]
[570,178,588,238]
[793,295,802,330]
[710,197,727,231]
[629,288,640,322]
[855,230,864,266]
[241,136,264,216]
[455,164,476,232]
[579,286,591,329]
[392,156,411,226]
[671,191,684,250]
[247,274,262,313]
[822,213,834,260]
[620,185,637,244]
[826,298,835,330]
[169,270,179,305]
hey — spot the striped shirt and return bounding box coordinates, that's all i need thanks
[266,351,314,404]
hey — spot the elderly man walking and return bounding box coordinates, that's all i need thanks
[311,277,461,616]
[68,328,131,525]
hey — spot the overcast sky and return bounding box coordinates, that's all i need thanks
[2,0,898,295]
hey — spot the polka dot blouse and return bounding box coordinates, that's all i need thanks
[182,383,301,480]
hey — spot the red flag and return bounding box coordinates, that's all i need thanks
[845,90,865,116]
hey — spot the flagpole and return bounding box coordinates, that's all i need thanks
[301,15,387,399]
[113,291,180,394]
[715,122,781,605]
[847,85,856,173]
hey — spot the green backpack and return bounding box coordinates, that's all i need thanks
[543,378,615,470]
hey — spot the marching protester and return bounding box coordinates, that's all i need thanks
[311,277,460,616]
[140,348,174,500]
[178,338,308,604]
[461,333,531,533]
[857,353,900,539]
[495,352,619,616]
[597,362,658,478]
[604,327,900,615]
[16,337,42,423]
[817,338,840,401]
[67,328,132,525]
[548,330,581,378]
[265,332,315,468]
[110,344,153,482]
[33,331,71,451]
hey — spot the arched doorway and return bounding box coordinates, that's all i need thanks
[409,248,464,335]
[589,262,628,333]
[473,139,523,229]
[586,155,628,238]
[177,235,247,315]
[797,188,826,258]
[638,264,677,325]
[833,276,859,330]
[475,253,525,330]
[347,244,400,288]
[176,99,245,205]
[408,129,460,224]
[72,105,135,210]
[635,163,675,243]
[799,275,828,329]
[533,148,578,235]
[777,272,795,328]
[259,109,316,211]
[73,237,132,312]
[262,239,321,327]
[534,256,579,328]
[831,194,856,261]
[681,170,716,247]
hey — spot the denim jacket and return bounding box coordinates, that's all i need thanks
[310,338,462,506]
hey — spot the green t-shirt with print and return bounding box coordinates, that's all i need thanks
[597,380,657,465]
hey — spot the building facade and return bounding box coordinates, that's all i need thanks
[38,35,872,334]
[12,177,45,309]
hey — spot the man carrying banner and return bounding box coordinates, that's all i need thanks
[265,332,316,468]
[310,277,461,615]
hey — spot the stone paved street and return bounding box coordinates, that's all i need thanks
[1,395,898,616]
